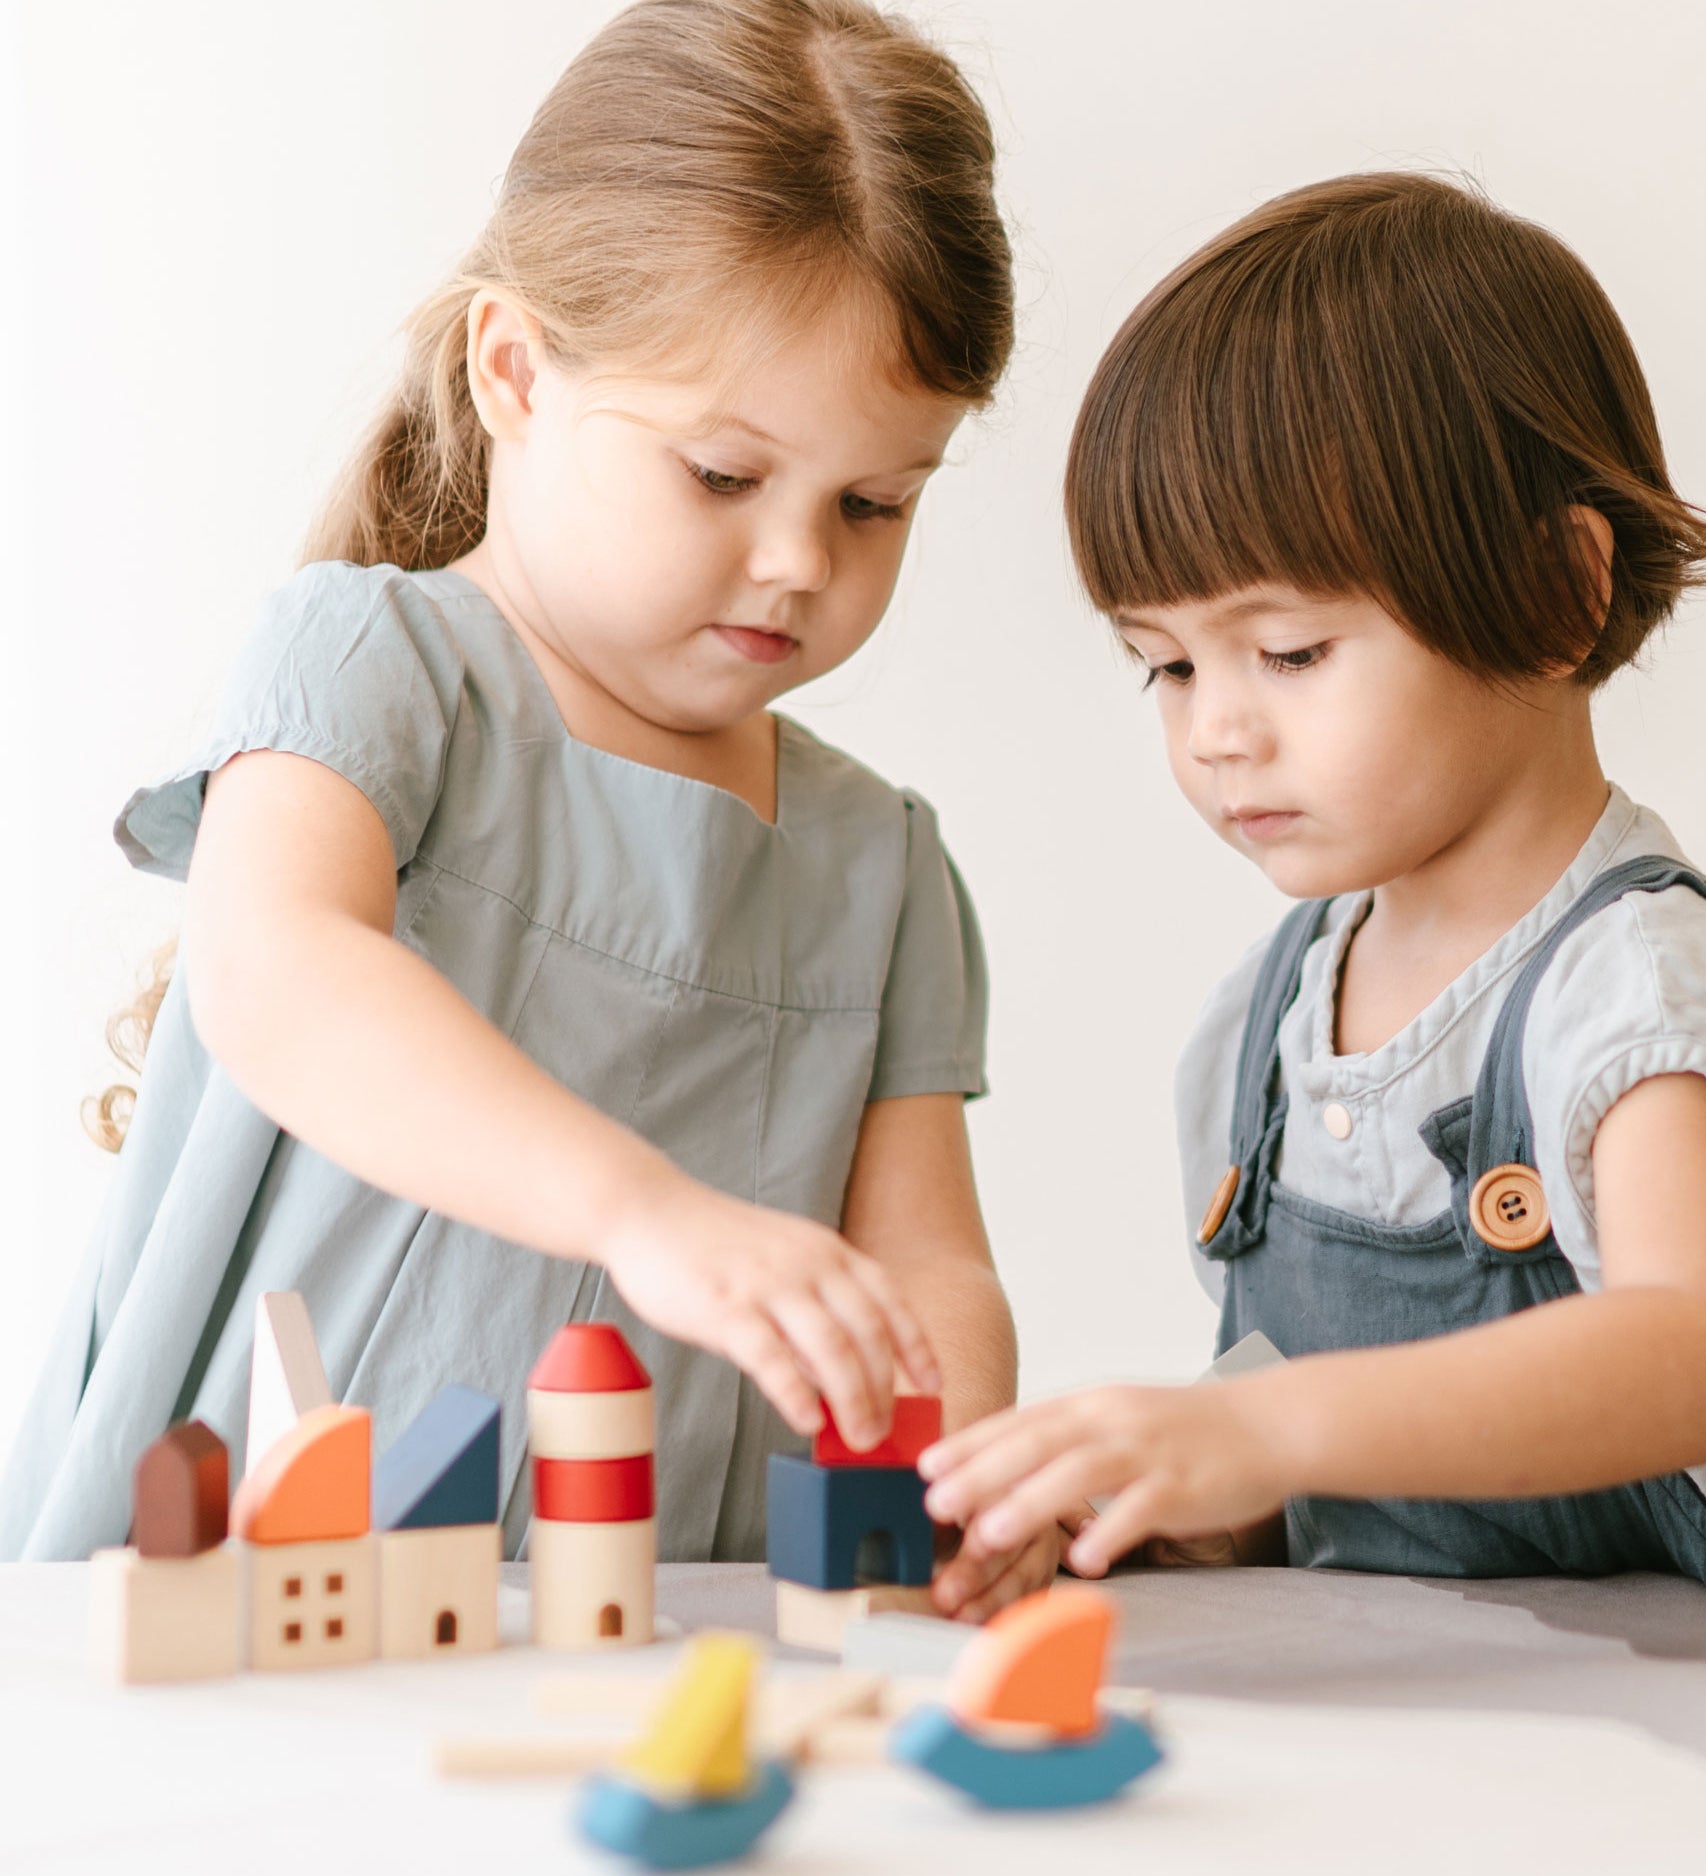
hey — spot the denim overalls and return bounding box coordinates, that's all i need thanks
[1199,855,1706,1578]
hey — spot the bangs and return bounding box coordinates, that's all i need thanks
[1065,246,1398,618]
[1064,173,1705,685]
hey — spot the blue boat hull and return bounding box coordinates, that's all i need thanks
[889,1705,1163,1809]
[576,1760,795,1868]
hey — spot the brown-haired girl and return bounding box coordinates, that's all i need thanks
[3,0,1054,1611]
[922,172,1706,1583]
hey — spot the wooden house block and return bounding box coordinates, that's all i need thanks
[232,1403,370,1545]
[132,1420,228,1558]
[378,1524,501,1658]
[245,1534,376,1670]
[773,1578,938,1654]
[813,1396,942,1470]
[245,1291,332,1479]
[372,1386,501,1531]
[89,1543,240,1684]
[530,1516,655,1649]
[766,1454,933,1591]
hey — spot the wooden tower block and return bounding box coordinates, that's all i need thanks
[378,1524,501,1659]
[246,1291,332,1480]
[530,1517,655,1649]
[89,1543,241,1684]
[133,1420,228,1558]
[528,1384,654,1461]
[245,1535,377,1671]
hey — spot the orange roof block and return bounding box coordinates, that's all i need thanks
[528,1323,650,1394]
[947,1587,1115,1739]
[231,1403,371,1545]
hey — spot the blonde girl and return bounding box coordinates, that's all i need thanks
[6,0,1054,1614]
[923,173,1706,1584]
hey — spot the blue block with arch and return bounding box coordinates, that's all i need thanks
[765,1453,932,1590]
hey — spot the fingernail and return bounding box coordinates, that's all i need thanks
[923,1484,954,1519]
[915,1445,944,1479]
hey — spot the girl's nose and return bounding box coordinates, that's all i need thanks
[747,512,832,595]
[1185,682,1264,765]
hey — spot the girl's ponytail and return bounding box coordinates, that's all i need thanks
[304,281,489,572]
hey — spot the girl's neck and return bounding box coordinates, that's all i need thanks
[1334,716,1609,1056]
[450,540,781,824]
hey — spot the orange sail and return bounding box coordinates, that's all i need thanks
[946,1588,1113,1739]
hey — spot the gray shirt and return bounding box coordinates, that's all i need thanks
[2,562,988,1562]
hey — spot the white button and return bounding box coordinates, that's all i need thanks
[1322,1101,1353,1140]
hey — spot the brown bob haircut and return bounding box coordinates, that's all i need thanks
[1065,172,1706,687]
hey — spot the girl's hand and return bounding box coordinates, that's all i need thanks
[918,1381,1290,1578]
[931,1518,1064,1623]
[598,1170,941,1451]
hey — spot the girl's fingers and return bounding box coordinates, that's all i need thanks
[767,1289,879,1445]
[954,1545,1038,1626]
[724,1312,823,1437]
[848,1259,942,1397]
[962,1449,1109,1557]
[921,1408,1087,1526]
[814,1269,898,1442]
[1069,1480,1167,1575]
[919,1410,1028,1478]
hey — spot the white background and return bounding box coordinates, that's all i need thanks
[3,0,1704,1466]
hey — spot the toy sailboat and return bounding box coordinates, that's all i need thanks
[577,1635,794,1868]
[889,1587,1163,1809]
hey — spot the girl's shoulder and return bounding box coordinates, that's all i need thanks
[1523,797,1706,1269]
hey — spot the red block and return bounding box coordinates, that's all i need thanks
[813,1395,943,1470]
[533,1453,654,1523]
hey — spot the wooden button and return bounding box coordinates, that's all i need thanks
[1322,1101,1353,1140]
[1469,1164,1551,1252]
[1197,1165,1240,1245]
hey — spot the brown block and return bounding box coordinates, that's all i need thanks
[132,1420,229,1558]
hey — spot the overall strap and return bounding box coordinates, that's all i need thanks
[1199,895,1335,1256]
[1465,856,1706,1244]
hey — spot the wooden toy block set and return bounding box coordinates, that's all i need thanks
[91,1301,656,1683]
[93,1304,1167,1867]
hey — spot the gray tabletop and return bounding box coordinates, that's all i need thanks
[644,1560,1706,1757]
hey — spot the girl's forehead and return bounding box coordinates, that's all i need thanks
[1117,586,1359,633]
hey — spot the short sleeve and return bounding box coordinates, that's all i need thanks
[115,561,466,880]
[1173,932,1268,1305]
[866,792,989,1102]
[1525,881,1706,1290]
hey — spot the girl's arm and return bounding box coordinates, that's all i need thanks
[186,750,939,1447]
[921,1072,1706,1573]
[839,1094,1059,1617]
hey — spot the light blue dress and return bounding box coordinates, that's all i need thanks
[2,562,988,1562]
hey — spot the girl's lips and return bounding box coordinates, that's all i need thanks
[1230,809,1302,841]
[714,624,798,665]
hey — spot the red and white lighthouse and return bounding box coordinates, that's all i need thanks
[526,1323,656,1648]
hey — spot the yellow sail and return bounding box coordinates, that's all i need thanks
[624,1634,756,1799]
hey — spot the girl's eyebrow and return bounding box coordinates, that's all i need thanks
[707,412,943,476]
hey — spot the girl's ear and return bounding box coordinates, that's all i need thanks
[1563,503,1615,626]
[466,291,542,442]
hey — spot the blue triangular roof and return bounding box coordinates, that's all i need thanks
[372,1386,501,1530]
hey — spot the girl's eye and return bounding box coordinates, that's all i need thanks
[1142,658,1194,691]
[1263,644,1329,674]
[686,461,759,496]
[841,492,906,523]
